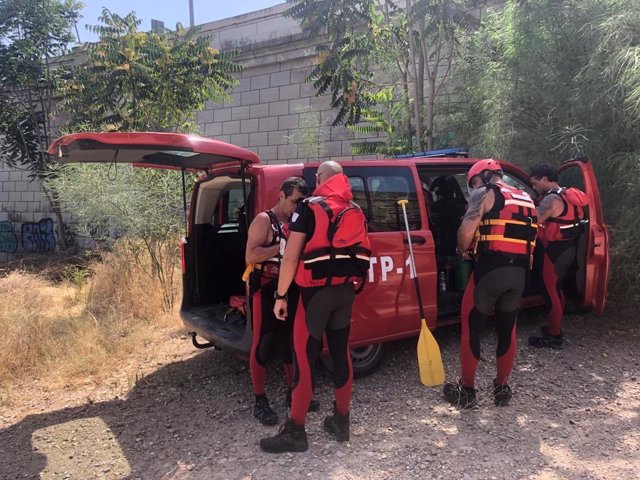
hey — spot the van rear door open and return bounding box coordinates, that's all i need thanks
[49,132,259,170]
[48,132,260,352]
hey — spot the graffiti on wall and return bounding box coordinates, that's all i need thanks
[21,218,56,253]
[0,221,18,253]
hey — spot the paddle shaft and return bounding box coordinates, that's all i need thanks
[398,200,426,320]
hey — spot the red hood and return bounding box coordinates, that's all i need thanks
[313,173,353,202]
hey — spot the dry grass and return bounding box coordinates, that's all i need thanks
[0,247,183,400]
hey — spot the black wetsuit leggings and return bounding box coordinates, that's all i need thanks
[250,280,297,395]
[537,241,576,336]
[460,253,527,387]
[290,282,354,425]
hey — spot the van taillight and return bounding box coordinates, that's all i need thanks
[180,238,187,274]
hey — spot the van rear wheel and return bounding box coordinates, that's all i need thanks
[321,343,386,378]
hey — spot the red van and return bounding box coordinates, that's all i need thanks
[49,133,610,376]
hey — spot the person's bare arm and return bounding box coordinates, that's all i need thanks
[457,188,492,253]
[273,231,306,320]
[536,194,564,223]
[245,213,279,264]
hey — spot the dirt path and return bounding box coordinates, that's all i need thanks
[1,310,639,480]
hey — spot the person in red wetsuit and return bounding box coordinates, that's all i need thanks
[527,163,588,349]
[245,177,311,426]
[444,159,538,409]
[260,161,371,453]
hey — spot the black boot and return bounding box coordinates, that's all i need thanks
[493,379,513,407]
[286,388,320,412]
[528,326,564,349]
[259,419,308,453]
[323,403,350,442]
[254,395,278,426]
[443,381,477,410]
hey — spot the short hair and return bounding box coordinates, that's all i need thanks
[281,177,309,197]
[530,163,558,182]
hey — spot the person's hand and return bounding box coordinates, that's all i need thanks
[274,299,288,320]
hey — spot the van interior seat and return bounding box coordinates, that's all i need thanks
[429,175,467,255]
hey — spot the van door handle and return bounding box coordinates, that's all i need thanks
[404,235,426,245]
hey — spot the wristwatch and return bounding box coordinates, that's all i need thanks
[274,291,288,301]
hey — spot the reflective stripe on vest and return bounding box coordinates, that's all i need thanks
[478,184,538,259]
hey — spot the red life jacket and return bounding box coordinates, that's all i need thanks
[538,187,588,243]
[477,184,538,260]
[295,174,372,289]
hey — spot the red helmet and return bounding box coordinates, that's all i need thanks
[467,159,503,186]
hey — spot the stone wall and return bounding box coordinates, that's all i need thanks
[0,168,59,261]
[196,2,378,164]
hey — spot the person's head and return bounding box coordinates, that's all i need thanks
[467,159,503,189]
[277,177,308,216]
[315,160,343,186]
[529,163,558,195]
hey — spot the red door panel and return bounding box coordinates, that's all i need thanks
[558,158,610,313]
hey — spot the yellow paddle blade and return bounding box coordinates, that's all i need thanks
[417,318,445,387]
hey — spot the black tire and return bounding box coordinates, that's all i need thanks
[321,343,386,378]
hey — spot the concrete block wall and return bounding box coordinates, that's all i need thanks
[0,166,61,262]
[196,3,380,165]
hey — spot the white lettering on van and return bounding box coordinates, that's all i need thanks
[380,256,394,282]
[367,255,417,282]
[368,257,378,283]
[405,256,416,279]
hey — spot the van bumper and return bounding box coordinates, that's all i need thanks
[179,308,252,356]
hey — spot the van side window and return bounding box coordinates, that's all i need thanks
[501,173,536,198]
[303,166,420,232]
[348,176,369,219]
[345,167,420,232]
[212,185,250,230]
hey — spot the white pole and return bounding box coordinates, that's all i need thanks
[189,0,195,27]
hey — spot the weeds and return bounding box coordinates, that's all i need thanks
[0,246,182,396]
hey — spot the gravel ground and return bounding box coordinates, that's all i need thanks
[0,309,639,480]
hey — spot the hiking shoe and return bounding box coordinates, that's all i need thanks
[254,396,278,426]
[493,379,513,407]
[443,381,477,410]
[286,389,320,412]
[540,326,563,337]
[528,329,564,349]
[323,404,350,442]
[259,419,308,453]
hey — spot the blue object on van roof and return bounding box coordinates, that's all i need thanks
[395,148,469,158]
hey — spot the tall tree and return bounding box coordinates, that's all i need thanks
[58,9,241,132]
[285,0,475,153]
[0,0,82,250]
[51,10,243,310]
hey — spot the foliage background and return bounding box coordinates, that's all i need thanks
[445,0,640,300]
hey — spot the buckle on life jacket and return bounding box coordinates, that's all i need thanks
[242,263,260,282]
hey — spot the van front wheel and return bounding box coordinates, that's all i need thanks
[321,343,386,378]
